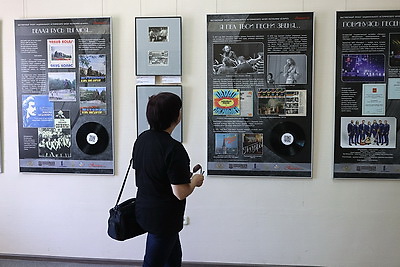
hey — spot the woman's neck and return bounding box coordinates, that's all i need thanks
[164,122,178,134]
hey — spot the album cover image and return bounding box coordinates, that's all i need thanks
[341,54,385,82]
[242,133,263,156]
[340,117,396,148]
[213,89,241,116]
[240,90,254,117]
[148,26,169,42]
[257,88,285,116]
[389,33,400,67]
[213,43,264,75]
[22,95,54,128]
[48,72,76,101]
[54,110,70,129]
[79,87,107,115]
[148,50,169,66]
[215,133,239,155]
[79,54,106,83]
[47,39,75,68]
[38,128,71,158]
[266,54,307,84]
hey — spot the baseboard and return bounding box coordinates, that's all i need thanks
[0,254,138,266]
[0,253,318,267]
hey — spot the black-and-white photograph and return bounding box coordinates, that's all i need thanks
[266,54,307,84]
[38,128,71,158]
[213,43,264,75]
[148,26,168,42]
[54,110,70,129]
[148,50,169,66]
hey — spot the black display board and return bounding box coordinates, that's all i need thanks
[15,17,114,174]
[207,12,314,177]
[334,10,400,179]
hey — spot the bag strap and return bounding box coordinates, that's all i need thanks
[115,158,133,207]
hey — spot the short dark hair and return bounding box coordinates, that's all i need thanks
[146,92,182,131]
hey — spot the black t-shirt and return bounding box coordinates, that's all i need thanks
[132,129,191,234]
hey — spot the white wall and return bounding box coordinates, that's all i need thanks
[1,0,400,266]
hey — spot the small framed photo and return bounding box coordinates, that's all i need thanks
[136,85,183,142]
[135,17,182,76]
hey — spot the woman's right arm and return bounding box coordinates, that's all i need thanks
[171,174,204,201]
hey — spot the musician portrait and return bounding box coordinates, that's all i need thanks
[266,54,307,84]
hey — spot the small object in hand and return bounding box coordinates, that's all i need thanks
[192,164,202,173]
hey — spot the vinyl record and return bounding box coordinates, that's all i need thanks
[76,122,109,155]
[270,121,306,156]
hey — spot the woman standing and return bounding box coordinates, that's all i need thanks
[283,58,300,84]
[132,92,204,267]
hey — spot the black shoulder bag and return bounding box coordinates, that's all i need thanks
[107,158,146,241]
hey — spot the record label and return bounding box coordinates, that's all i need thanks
[270,122,305,156]
[76,122,109,155]
[281,133,294,146]
[86,133,98,145]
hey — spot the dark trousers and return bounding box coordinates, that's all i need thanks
[143,232,182,267]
